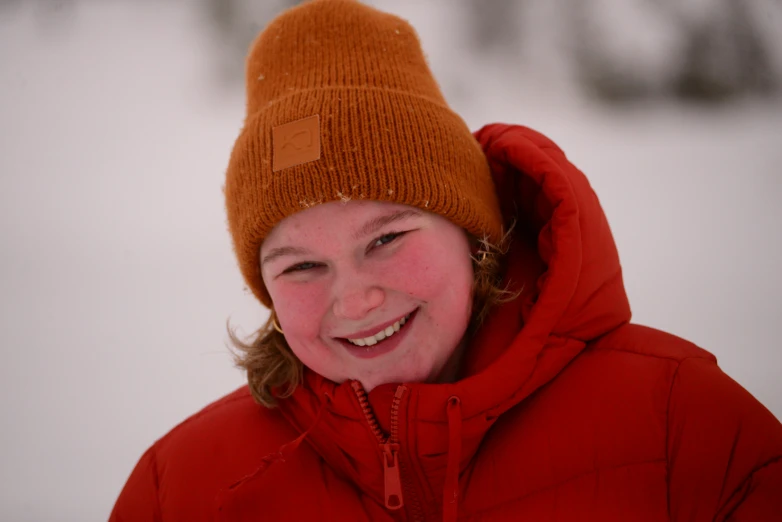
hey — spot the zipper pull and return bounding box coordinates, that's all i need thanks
[381,442,404,510]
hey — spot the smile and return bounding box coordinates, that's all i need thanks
[345,312,413,347]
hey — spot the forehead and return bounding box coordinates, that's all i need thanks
[264,200,420,245]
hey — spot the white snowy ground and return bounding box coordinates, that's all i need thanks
[0,1,780,521]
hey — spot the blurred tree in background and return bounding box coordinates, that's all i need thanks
[467,0,521,54]
[569,0,780,102]
[667,0,777,101]
[204,0,781,104]
[5,0,778,104]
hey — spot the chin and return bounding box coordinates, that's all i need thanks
[360,365,434,391]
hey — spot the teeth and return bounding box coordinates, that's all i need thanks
[347,313,412,346]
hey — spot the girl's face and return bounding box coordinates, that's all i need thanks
[260,200,474,392]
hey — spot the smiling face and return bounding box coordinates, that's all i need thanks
[260,200,474,392]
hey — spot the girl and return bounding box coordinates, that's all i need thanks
[110,1,782,520]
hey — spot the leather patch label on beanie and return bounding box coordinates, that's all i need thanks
[272,115,321,172]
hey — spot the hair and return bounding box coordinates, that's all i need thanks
[228,226,518,408]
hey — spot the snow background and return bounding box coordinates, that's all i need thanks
[0,1,780,520]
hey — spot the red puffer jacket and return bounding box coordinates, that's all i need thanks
[110,124,782,521]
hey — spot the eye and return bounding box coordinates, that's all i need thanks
[371,231,405,250]
[282,261,321,274]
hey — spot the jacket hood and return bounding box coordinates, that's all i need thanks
[220,124,632,519]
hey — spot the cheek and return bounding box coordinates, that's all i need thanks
[386,236,473,302]
[269,281,341,378]
[268,280,330,337]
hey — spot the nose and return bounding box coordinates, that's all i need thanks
[332,274,384,320]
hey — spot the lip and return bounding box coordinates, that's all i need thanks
[335,310,415,340]
[337,308,418,360]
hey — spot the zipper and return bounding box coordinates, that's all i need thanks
[352,382,426,520]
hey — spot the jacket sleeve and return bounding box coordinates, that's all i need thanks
[109,444,163,522]
[667,356,782,521]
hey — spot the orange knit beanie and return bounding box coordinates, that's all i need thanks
[225,0,503,307]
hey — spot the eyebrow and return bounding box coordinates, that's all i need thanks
[261,246,311,266]
[352,209,422,241]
